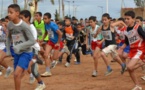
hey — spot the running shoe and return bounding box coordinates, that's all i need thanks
[65,62,70,67]
[92,70,98,77]
[132,85,142,90]
[105,69,113,76]
[35,83,46,90]
[4,67,14,78]
[41,71,52,77]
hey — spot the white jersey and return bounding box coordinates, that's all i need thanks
[29,24,40,51]
[90,25,102,41]
[0,26,6,50]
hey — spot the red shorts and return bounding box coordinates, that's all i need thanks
[128,49,145,60]
[47,40,63,50]
[91,40,102,50]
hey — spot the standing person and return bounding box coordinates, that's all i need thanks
[0,25,13,77]
[121,11,145,90]
[86,16,104,77]
[6,4,35,90]
[40,12,62,77]
[20,10,46,90]
[94,13,126,76]
[64,17,79,67]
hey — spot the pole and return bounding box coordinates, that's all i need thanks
[62,0,65,18]
[1,0,3,18]
[58,0,61,16]
[106,0,108,13]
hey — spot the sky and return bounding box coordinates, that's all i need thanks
[0,0,136,20]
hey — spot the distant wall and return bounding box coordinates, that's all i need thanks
[121,7,145,20]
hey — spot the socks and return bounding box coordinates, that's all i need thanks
[7,66,11,71]
[107,66,111,71]
[30,73,34,78]
[46,67,50,72]
[38,81,43,84]
[121,63,126,68]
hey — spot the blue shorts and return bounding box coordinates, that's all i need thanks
[118,42,130,53]
[3,48,6,52]
[13,52,33,70]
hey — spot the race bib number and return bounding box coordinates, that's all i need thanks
[101,31,112,40]
[12,34,25,46]
[66,33,73,40]
[47,30,54,39]
[0,29,6,42]
[128,36,138,44]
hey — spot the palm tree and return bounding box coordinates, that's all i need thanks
[13,0,17,4]
[29,0,54,18]
[134,0,145,7]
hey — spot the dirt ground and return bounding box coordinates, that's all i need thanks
[0,54,145,90]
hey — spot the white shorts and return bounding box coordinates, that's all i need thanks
[102,45,117,57]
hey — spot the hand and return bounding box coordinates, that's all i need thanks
[96,41,102,45]
[70,36,75,40]
[55,42,60,49]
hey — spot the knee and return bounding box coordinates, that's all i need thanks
[127,65,133,71]
[14,72,21,78]
[101,52,105,57]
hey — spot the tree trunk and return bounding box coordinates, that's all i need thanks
[62,0,65,19]
[58,0,61,16]
[13,0,17,4]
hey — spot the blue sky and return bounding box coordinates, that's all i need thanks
[0,0,136,20]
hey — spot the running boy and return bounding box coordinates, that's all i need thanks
[94,13,126,76]
[121,11,145,90]
[6,4,35,90]
[20,10,46,90]
[41,12,62,77]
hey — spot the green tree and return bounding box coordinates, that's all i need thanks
[134,0,145,7]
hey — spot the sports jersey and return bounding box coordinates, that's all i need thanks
[0,26,6,50]
[45,21,59,44]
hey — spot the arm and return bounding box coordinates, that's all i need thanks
[6,30,11,56]
[94,26,102,38]
[42,31,47,41]
[137,26,145,39]
[56,30,62,43]
[111,21,127,27]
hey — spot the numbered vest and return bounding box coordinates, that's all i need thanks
[47,29,54,39]
[124,24,143,48]
[90,25,102,41]
[115,27,126,42]
[0,26,6,42]
[65,26,74,40]
[101,30,112,41]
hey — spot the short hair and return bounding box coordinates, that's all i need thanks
[136,16,143,21]
[35,12,42,17]
[118,17,125,22]
[8,4,20,12]
[57,21,63,26]
[77,23,82,27]
[80,18,83,20]
[124,11,135,18]
[89,16,96,22]
[44,12,51,19]
[20,10,31,22]
[102,13,110,19]
[65,17,71,21]
[0,18,5,22]
[5,16,9,20]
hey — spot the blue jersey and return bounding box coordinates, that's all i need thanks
[45,22,59,44]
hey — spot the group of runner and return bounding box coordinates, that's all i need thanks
[0,3,145,90]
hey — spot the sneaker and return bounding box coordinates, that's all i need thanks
[35,83,46,90]
[92,70,98,77]
[65,62,70,67]
[29,77,35,84]
[105,69,113,76]
[75,62,80,65]
[5,67,14,78]
[41,71,52,77]
[132,85,142,90]
[0,71,2,76]
[50,61,58,69]
[141,76,145,80]
[74,58,77,62]
[121,64,126,74]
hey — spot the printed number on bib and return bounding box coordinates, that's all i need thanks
[12,34,25,46]
[102,31,112,40]
[129,36,138,44]
[48,30,54,39]
[66,33,73,40]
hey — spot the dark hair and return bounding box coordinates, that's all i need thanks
[80,18,83,20]
[5,16,9,20]
[77,23,82,27]
[35,12,42,17]
[136,16,143,21]
[0,18,5,22]
[102,13,110,19]
[44,12,51,19]
[118,17,125,22]
[57,21,63,26]
[65,17,71,21]
[8,4,20,12]
[20,10,31,22]
[89,16,96,22]
[124,11,135,18]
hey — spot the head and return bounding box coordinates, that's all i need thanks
[34,12,42,21]
[65,17,71,26]
[117,17,125,28]
[20,10,31,23]
[8,4,20,21]
[80,18,83,23]
[135,16,143,26]
[124,11,135,27]
[57,22,63,29]
[43,12,51,24]
[102,13,110,26]
[5,16,9,24]
[89,16,96,27]
[77,23,82,31]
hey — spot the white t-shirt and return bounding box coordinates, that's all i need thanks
[0,26,6,50]
[90,25,102,41]
[29,24,40,51]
